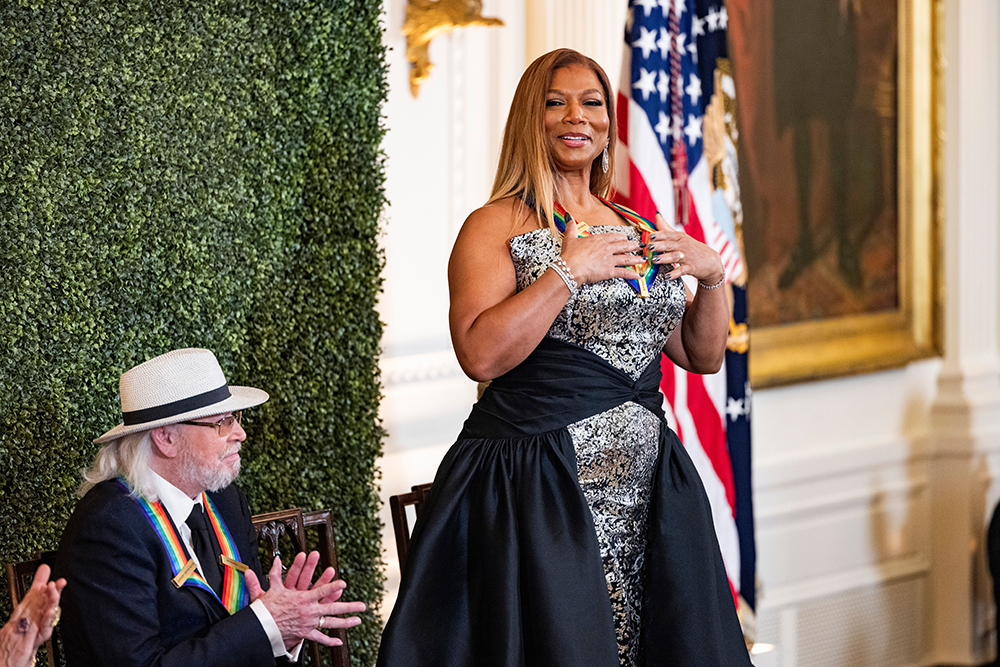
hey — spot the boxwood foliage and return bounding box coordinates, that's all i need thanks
[0,0,387,663]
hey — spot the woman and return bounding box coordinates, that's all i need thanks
[0,565,65,667]
[377,49,750,667]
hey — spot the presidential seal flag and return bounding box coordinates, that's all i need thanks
[614,0,757,637]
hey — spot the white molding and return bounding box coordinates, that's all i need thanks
[380,350,465,387]
[756,473,929,527]
[757,555,930,611]
[755,427,1000,493]
[754,432,934,488]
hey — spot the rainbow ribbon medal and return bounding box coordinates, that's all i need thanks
[202,492,251,613]
[551,196,659,298]
[123,478,250,614]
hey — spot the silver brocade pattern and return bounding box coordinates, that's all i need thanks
[509,225,686,667]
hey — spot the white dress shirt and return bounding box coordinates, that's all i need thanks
[149,472,296,660]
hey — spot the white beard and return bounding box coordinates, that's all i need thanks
[178,446,240,493]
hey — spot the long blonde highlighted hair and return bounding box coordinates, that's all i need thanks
[488,48,617,231]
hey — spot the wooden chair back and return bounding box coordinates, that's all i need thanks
[252,508,351,667]
[388,483,433,574]
[6,550,60,667]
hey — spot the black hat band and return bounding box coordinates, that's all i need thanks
[122,384,232,426]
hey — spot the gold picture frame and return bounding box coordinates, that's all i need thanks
[737,0,942,387]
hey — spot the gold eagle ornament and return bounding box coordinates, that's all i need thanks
[404,0,504,97]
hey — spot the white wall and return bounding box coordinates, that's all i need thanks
[377,0,524,616]
[375,1,1000,665]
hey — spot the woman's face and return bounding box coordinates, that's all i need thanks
[544,64,610,175]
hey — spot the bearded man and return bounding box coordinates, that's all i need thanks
[54,348,364,666]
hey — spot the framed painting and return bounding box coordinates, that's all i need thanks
[727,0,941,387]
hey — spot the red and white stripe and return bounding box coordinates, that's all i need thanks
[616,57,743,607]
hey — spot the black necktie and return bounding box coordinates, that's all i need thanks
[186,503,223,595]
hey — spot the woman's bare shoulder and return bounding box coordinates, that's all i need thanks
[461,197,540,241]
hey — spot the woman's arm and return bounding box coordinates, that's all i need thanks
[449,199,644,381]
[663,283,730,374]
[647,213,729,374]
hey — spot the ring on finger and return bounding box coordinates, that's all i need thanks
[51,606,61,628]
[318,616,325,630]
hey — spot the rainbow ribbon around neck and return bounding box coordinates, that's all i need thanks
[549,195,659,298]
[121,478,250,615]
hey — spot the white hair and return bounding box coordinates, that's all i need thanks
[79,430,157,500]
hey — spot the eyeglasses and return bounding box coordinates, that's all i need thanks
[179,411,243,437]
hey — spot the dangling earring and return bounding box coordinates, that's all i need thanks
[601,143,609,173]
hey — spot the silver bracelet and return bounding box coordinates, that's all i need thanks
[550,257,578,294]
[697,275,725,290]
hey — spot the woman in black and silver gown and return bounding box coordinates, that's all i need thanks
[376,49,751,667]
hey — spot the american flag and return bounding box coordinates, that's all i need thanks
[614,0,757,631]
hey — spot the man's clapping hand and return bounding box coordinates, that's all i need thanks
[245,551,366,651]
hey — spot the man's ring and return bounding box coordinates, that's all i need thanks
[51,606,61,627]
[318,616,325,630]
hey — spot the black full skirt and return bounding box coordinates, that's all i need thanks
[377,338,751,667]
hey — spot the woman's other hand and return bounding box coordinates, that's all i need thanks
[0,564,66,667]
[647,212,724,286]
[559,218,645,285]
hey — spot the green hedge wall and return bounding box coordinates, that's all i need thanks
[0,0,387,664]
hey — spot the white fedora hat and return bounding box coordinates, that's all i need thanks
[95,348,269,443]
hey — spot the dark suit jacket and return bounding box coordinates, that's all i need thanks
[55,479,279,667]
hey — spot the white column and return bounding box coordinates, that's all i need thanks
[927,0,1000,662]
[524,0,629,86]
